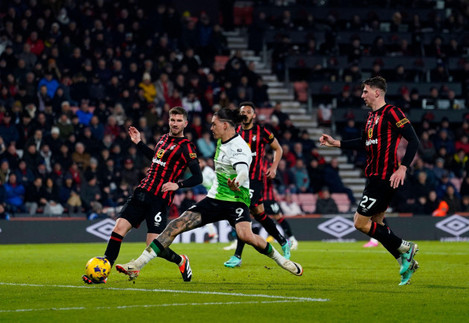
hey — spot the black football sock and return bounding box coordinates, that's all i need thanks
[158,247,182,265]
[234,238,245,258]
[368,222,402,259]
[254,242,273,255]
[254,212,287,245]
[277,216,293,238]
[104,232,124,266]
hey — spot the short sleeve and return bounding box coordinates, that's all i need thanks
[230,143,251,168]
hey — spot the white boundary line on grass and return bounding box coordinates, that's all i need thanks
[0,282,329,312]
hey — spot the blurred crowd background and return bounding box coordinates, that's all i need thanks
[0,0,468,219]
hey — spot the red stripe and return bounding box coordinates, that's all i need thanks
[277,216,285,223]
[155,138,184,195]
[110,236,122,242]
[370,222,377,236]
[389,108,404,173]
[255,125,262,181]
[376,105,391,179]
[147,134,170,191]
[365,113,374,177]
[140,134,169,190]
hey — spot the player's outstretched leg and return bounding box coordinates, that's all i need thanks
[115,260,141,281]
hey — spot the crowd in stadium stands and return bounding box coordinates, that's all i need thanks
[0,1,468,219]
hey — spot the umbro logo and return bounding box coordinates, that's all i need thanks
[86,219,116,240]
[436,215,469,238]
[318,216,356,239]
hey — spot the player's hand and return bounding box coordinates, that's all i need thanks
[227,177,240,191]
[319,134,338,147]
[389,165,407,189]
[162,182,179,192]
[128,126,142,144]
[265,167,277,179]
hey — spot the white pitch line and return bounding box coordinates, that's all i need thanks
[296,248,469,256]
[0,300,320,313]
[0,282,329,303]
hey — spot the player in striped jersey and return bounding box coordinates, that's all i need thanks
[115,108,303,279]
[224,102,292,268]
[83,107,202,284]
[320,76,420,285]
[262,157,298,250]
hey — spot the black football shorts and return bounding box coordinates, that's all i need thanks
[356,176,396,216]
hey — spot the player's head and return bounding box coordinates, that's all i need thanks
[361,76,387,108]
[211,107,244,139]
[168,106,188,137]
[239,101,256,126]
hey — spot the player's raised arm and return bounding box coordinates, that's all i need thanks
[319,134,341,148]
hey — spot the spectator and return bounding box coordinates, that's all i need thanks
[71,142,91,171]
[0,178,8,219]
[43,177,64,215]
[436,173,459,199]
[418,131,436,164]
[279,192,303,216]
[59,174,82,215]
[4,173,25,214]
[433,129,455,155]
[323,157,356,206]
[75,99,93,126]
[276,159,296,194]
[23,143,44,171]
[424,190,440,215]
[292,159,310,193]
[24,177,47,215]
[80,175,102,214]
[315,187,339,214]
[14,160,35,186]
[443,185,461,215]
[449,149,468,179]
[0,111,19,146]
[121,158,140,190]
[196,131,215,158]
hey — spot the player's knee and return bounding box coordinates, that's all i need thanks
[114,218,131,236]
[354,221,368,233]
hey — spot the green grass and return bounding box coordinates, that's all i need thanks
[0,241,468,322]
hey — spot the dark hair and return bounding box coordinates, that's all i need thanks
[362,76,387,93]
[238,101,256,111]
[169,106,188,120]
[214,107,244,127]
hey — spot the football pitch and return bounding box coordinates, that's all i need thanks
[0,241,468,322]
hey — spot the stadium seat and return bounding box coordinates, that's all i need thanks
[298,193,317,214]
[331,193,351,213]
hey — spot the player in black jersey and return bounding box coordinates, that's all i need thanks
[262,158,298,250]
[224,102,291,268]
[320,76,420,285]
[82,107,202,284]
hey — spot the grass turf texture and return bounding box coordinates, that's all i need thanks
[0,241,468,322]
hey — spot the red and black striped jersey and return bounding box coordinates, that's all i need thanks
[362,104,412,180]
[237,124,275,181]
[262,159,275,201]
[138,134,198,205]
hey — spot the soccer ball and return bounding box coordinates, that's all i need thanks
[85,257,111,283]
